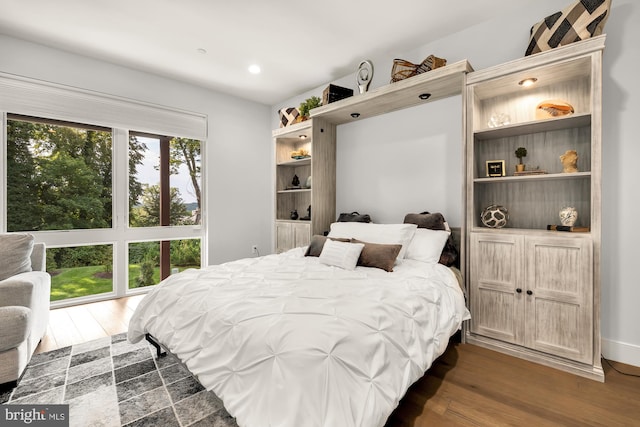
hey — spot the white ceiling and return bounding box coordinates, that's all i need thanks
[0,1,528,105]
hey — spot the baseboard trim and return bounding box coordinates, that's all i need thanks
[602,338,640,367]
[465,333,605,382]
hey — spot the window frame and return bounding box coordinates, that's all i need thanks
[0,74,207,308]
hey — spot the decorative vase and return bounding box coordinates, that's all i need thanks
[305,176,312,188]
[559,207,578,226]
[290,210,298,220]
[481,205,509,229]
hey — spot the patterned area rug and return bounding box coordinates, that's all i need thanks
[0,333,238,427]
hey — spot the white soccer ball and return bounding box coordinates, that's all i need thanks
[481,205,509,228]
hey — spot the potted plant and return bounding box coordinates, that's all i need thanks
[515,147,527,172]
[297,96,322,121]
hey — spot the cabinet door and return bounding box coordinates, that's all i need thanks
[524,236,593,364]
[470,233,525,345]
[292,223,311,248]
[275,222,293,253]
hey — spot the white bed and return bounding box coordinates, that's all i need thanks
[128,222,470,427]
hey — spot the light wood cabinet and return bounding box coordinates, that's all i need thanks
[273,119,336,253]
[275,221,311,253]
[470,232,593,365]
[464,36,605,381]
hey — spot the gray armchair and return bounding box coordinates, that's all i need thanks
[0,236,51,388]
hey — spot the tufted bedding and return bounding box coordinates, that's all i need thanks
[128,247,470,427]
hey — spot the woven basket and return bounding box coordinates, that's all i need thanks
[390,55,447,83]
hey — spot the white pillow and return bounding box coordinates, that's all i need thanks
[328,222,417,259]
[405,228,451,264]
[318,240,364,271]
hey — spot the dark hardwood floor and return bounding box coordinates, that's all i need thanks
[39,296,640,426]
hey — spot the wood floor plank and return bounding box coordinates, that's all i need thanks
[36,295,640,426]
[388,342,640,426]
[46,307,84,349]
[64,304,109,342]
[34,324,58,354]
[84,299,130,336]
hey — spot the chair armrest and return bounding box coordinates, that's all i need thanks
[31,243,46,272]
[0,272,51,308]
[0,306,31,351]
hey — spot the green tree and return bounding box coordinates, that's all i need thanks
[7,118,148,233]
[128,135,147,215]
[131,184,189,227]
[171,239,201,266]
[136,258,156,287]
[6,120,43,231]
[170,138,201,223]
[39,152,108,230]
[31,122,113,228]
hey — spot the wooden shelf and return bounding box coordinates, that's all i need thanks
[277,188,311,194]
[469,226,592,237]
[272,120,312,138]
[310,60,473,125]
[275,219,311,224]
[277,158,311,167]
[474,113,591,140]
[474,171,591,183]
[467,36,605,98]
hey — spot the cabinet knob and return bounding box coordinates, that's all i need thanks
[526,290,533,295]
[516,288,522,293]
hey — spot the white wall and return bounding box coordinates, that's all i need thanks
[272,0,640,366]
[0,34,273,265]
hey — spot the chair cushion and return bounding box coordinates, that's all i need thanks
[0,306,32,351]
[0,233,35,281]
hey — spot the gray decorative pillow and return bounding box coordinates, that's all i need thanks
[0,233,35,281]
[525,0,611,56]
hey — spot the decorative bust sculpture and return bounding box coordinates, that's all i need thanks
[560,150,578,173]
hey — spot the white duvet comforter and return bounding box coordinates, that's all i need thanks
[128,248,470,427]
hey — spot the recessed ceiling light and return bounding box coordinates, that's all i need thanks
[196,48,207,55]
[248,64,261,74]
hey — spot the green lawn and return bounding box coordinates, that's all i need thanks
[50,264,197,301]
[50,265,113,301]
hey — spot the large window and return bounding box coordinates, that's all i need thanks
[7,116,113,232]
[128,132,202,285]
[3,115,204,306]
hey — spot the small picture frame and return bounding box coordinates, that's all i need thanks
[486,160,506,177]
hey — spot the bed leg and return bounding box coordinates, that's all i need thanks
[145,333,167,358]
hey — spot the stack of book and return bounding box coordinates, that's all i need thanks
[514,169,548,176]
[547,225,590,232]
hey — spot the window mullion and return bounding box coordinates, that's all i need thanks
[113,128,129,297]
